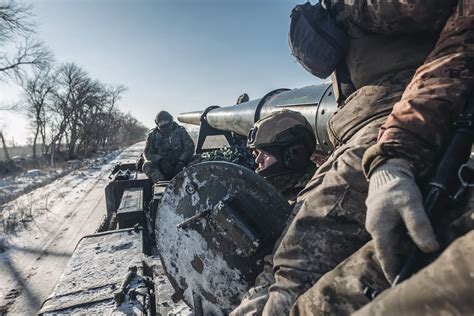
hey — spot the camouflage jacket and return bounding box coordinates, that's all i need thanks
[268,164,316,205]
[143,122,194,165]
[362,0,474,177]
[327,0,456,90]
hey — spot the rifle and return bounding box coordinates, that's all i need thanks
[392,95,474,286]
[364,95,474,300]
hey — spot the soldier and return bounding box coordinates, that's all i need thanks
[291,1,474,314]
[231,110,317,315]
[261,1,462,315]
[247,110,316,204]
[142,111,194,182]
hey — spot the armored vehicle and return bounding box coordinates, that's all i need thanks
[38,83,338,315]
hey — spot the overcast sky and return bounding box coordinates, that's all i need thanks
[0,0,320,145]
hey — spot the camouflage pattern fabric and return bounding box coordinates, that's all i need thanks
[291,164,474,316]
[271,166,316,206]
[261,67,415,315]
[262,118,379,315]
[200,146,255,170]
[142,161,166,183]
[354,229,474,316]
[230,166,315,316]
[290,241,388,316]
[260,1,468,314]
[325,0,455,90]
[364,0,474,177]
[327,0,456,35]
[142,122,194,182]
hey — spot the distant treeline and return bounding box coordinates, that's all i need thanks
[21,62,147,164]
[0,1,147,166]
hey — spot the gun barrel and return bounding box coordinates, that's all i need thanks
[178,83,337,155]
[177,110,203,126]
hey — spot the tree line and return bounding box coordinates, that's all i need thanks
[22,62,147,165]
[0,1,147,167]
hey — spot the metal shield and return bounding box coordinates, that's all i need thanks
[155,161,291,315]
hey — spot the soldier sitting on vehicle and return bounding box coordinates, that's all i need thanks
[142,111,194,182]
[230,110,317,316]
[248,109,316,204]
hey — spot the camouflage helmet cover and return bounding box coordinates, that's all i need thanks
[247,110,315,152]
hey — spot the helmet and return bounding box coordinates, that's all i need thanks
[155,111,173,131]
[236,93,249,104]
[247,110,315,173]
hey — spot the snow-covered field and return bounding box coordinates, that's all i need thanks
[0,142,145,315]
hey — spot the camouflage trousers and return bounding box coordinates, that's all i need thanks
[142,161,165,183]
[354,229,474,316]
[290,241,388,315]
[291,186,474,315]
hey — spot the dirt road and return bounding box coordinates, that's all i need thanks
[0,143,144,315]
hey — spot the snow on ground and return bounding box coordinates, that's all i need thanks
[0,142,145,315]
[0,152,120,206]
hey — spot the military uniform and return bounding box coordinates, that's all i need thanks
[230,166,315,316]
[354,229,474,316]
[231,111,317,316]
[142,122,194,182]
[263,1,460,314]
[289,1,474,315]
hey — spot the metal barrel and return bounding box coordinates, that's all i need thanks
[176,110,204,126]
[177,82,337,155]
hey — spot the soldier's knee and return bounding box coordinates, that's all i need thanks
[142,161,154,173]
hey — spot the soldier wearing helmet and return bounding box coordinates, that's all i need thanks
[142,111,194,182]
[230,110,317,316]
[247,109,317,203]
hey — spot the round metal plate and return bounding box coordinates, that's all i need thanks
[156,161,291,314]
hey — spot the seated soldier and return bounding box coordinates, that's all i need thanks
[142,111,194,182]
[248,109,316,203]
[230,110,317,315]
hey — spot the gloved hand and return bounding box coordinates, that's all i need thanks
[159,160,174,179]
[365,158,440,283]
[174,160,186,175]
[135,154,144,171]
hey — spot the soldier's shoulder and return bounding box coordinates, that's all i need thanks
[176,124,189,133]
[147,128,158,137]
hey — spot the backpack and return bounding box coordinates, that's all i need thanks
[289,2,349,79]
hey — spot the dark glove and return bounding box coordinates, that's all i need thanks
[174,160,186,175]
[159,160,174,179]
[135,154,144,171]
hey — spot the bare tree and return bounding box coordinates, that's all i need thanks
[0,130,11,161]
[22,65,56,165]
[0,0,33,40]
[0,1,52,82]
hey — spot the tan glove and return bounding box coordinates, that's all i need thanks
[365,159,440,283]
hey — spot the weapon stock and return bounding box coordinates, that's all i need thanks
[392,95,474,286]
[178,83,337,155]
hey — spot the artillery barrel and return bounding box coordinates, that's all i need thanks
[178,83,337,155]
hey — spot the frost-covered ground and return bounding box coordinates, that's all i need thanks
[0,142,145,315]
[0,153,120,206]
